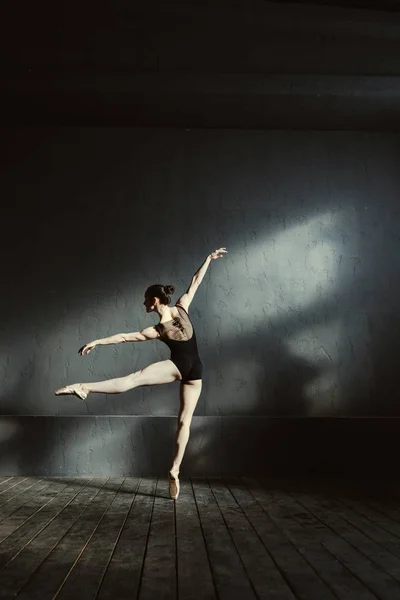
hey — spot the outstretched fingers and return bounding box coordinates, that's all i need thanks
[79,342,96,356]
[210,247,228,260]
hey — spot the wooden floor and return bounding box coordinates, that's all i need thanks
[1,477,400,600]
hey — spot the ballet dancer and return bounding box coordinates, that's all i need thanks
[55,247,227,499]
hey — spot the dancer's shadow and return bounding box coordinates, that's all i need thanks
[42,477,173,500]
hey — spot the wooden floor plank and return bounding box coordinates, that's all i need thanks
[97,477,156,600]
[0,478,13,487]
[0,478,108,599]
[0,478,82,569]
[337,492,400,549]
[138,478,177,600]
[317,486,400,560]
[1,476,400,600]
[45,478,131,600]
[192,478,257,600]
[230,478,340,600]
[211,477,296,600]
[0,478,76,544]
[301,485,400,581]
[92,478,140,595]
[0,478,77,546]
[0,477,44,508]
[252,479,378,600]
[285,481,400,600]
[13,478,118,600]
[0,478,50,522]
[0,477,28,496]
[53,478,138,599]
[175,480,217,600]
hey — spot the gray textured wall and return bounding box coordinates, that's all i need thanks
[2,127,400,475]
[3,0,400,476]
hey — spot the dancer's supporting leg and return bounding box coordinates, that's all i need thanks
[55,359,182,399]
[169,379,202,499]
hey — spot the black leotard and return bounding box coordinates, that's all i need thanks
[155,304,203,383]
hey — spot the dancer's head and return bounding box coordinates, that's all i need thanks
[144,284,175,312]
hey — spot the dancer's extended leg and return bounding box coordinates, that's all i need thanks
[169,379,202,499]
[55,359,182,399]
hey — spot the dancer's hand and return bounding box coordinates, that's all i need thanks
[209,247,227,260]
[79,341,97,356]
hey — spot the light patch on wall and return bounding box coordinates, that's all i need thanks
[207,210,352,414]
[255,211,341,312]
[213,210,348,337]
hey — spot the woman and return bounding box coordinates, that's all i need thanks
[55,247,227,499]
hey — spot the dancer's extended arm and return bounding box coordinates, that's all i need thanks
[79,326,159,355]
[176,247,227,310]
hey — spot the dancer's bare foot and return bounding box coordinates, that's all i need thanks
[169,469,180,500]
[55,384,88,400]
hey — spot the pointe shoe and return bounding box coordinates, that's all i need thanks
[55,384,88,400]
[169,470,180,500]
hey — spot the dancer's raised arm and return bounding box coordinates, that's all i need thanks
[79,326,160,355]
[176,247,227,311]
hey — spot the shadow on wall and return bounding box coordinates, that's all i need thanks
[1,127,400,475]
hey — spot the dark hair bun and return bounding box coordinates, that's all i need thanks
[164,284,175,296]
